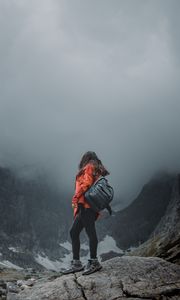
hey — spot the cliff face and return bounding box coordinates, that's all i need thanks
[129,174,180,264]
[97,172,175,249]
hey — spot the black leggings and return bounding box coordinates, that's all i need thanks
[69,204,98,260]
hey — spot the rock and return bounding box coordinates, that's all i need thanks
[25,278,36,287]
[0,279,7,299]
[16,281,23,287]
[100,250,123,261]
[7,256,180,300]
[16,278,35,288]
[20,285,30,290]
[7,283,19,293]
[0,280,6,290]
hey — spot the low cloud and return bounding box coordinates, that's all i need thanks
[0,0,180,202]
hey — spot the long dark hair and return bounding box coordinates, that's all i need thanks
[77,151,110,177]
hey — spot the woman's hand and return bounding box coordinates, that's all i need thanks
[72,195,78,208]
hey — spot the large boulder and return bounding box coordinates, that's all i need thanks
[7,256,180,300]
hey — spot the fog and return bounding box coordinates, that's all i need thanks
[0,0,180,203]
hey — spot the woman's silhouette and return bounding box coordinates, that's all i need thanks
[63,151,110,275]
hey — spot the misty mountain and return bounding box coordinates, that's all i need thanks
[0,165,179,270]
[0,166,71,269]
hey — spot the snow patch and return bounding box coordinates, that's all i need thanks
[81,243,89,250]
[0,260,23,270]
[35,235,124,271]
[34,254,62,271]
[97,235,124,255]
[59,241,72,251]
[8,247,20,253]
[59,239,89,251]
[125,245,138,253]
[34,252,78,271]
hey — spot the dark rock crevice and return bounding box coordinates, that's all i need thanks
[74,273,87,300]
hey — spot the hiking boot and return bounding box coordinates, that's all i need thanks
[61,259,84,274]
[82,258,102,275]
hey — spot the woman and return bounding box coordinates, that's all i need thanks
[62,151,110,275]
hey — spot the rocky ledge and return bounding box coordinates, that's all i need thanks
[4,256,180,300]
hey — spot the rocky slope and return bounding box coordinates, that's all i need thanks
[97,172,175,250]
[1,256,179,300]
[129,174,180,264]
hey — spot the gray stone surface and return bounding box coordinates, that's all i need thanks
[7,256,180,300]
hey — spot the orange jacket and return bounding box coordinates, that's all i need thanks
[72,162,101,220]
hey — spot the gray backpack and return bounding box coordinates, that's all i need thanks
[84,176,114,215]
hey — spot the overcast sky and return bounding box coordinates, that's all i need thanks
[0,0,180,202]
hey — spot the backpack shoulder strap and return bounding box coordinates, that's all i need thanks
[106,204,112,215]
